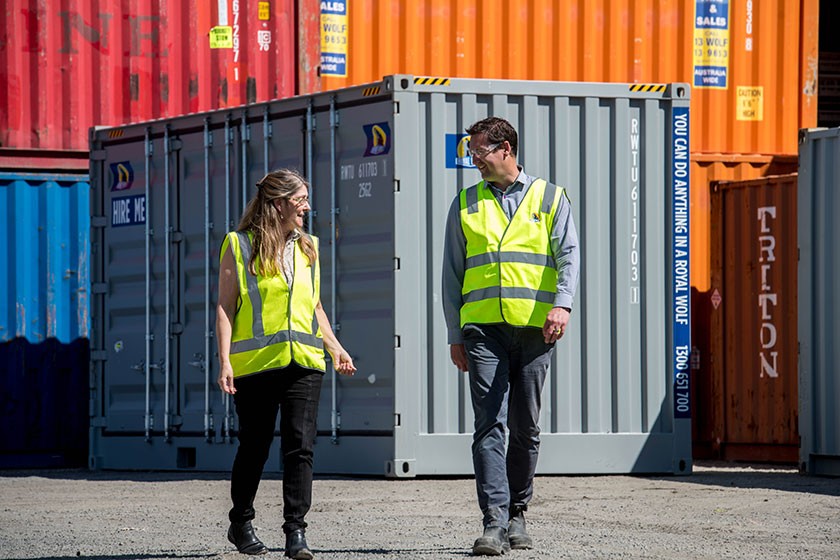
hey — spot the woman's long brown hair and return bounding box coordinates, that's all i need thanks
[236,168,317,276]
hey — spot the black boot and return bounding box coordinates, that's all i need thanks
[285,529,314,559]
[508,506,533,550]
[472,526,510,556]
[227,521,268,555]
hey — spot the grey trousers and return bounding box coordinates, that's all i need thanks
[462,323,553,528]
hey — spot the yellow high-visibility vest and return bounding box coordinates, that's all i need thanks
[459,179,562,328]
[222,231,325,377]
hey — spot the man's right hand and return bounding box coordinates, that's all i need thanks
[450,343,469,372]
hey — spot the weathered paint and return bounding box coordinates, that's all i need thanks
[705,173,799,463]
[690,154,798,291]
[0,172,90,343]
[0,0,308,151]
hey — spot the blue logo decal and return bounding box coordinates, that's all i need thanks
[320,1,346,15]
[445,134,475,169]
[693,66,727,88]
[110,162,134,192]
[363,122,391,156]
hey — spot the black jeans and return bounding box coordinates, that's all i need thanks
[228,364,324,534]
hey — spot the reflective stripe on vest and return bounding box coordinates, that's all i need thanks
[459,178,562,328]
[223,231,325,377]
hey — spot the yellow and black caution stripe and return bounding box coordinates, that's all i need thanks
[107,129,125,139]
[629,84,666,93]
[414,77,451,86]
[363,86,381,96]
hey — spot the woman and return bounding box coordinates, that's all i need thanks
[216,168,355,559]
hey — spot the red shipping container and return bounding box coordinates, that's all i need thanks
[0,0,318,151]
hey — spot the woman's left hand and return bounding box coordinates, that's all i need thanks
[331,348,357,376]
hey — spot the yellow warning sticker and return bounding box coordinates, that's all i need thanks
[736,86,764,121]
[210,26,233,49]
[258,2,270,20]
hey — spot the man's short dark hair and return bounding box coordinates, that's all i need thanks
[466,117,518,157]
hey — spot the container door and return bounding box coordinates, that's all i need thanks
[312,101,396,438]
[98,138,172,433]
[175,112,308,439]
[710,174,799,463]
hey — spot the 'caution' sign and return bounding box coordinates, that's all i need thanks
[736,86,764,121]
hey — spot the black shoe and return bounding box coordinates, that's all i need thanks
[227,521,268,555]
[472,526,510,556]
[508,507,534,550]
[285,529,314,560]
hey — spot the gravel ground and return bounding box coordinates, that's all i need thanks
[0,462,838,560]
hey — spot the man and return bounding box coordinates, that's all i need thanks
[441,117,580,556]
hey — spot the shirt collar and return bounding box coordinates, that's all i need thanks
[487,166,527,194]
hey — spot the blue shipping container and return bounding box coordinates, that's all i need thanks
[0,173,90,342]
[0,172,90,468]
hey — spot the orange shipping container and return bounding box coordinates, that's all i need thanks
[0,0,319,151]
[697,174,799,463]
[318,0,818,155]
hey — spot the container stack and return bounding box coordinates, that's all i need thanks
[1,0,827,470]
[0,0,319,468]
[312,0,818,463]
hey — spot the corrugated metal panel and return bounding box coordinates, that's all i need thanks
[88,75,691,475]
[0,0,308,151]
[0,172,90,343]
[316,0,816,155]
[0,337,89,468]
[690,154,798,292]
[706,174,798,463]
[798,127,840,476]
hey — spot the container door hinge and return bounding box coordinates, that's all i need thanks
[90,150,107,161]
[394,413,401,427]
[394,335,401,348]
[394,257,400,270]
[393,101,400,114]
[91,350,108,362]
[92,283,108,294]
[91,216,107,228]
[90,417,107,428]
[393,178,400,192]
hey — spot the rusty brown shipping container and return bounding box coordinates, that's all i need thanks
[317,0,819,156]
[690,154,798,292]
[0,0,319,151]
[696,174,799,463]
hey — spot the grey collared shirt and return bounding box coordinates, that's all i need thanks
[441,169,580,344]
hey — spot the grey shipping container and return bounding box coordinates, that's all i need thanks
[798,127,840,477]
[89,75,692,476]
